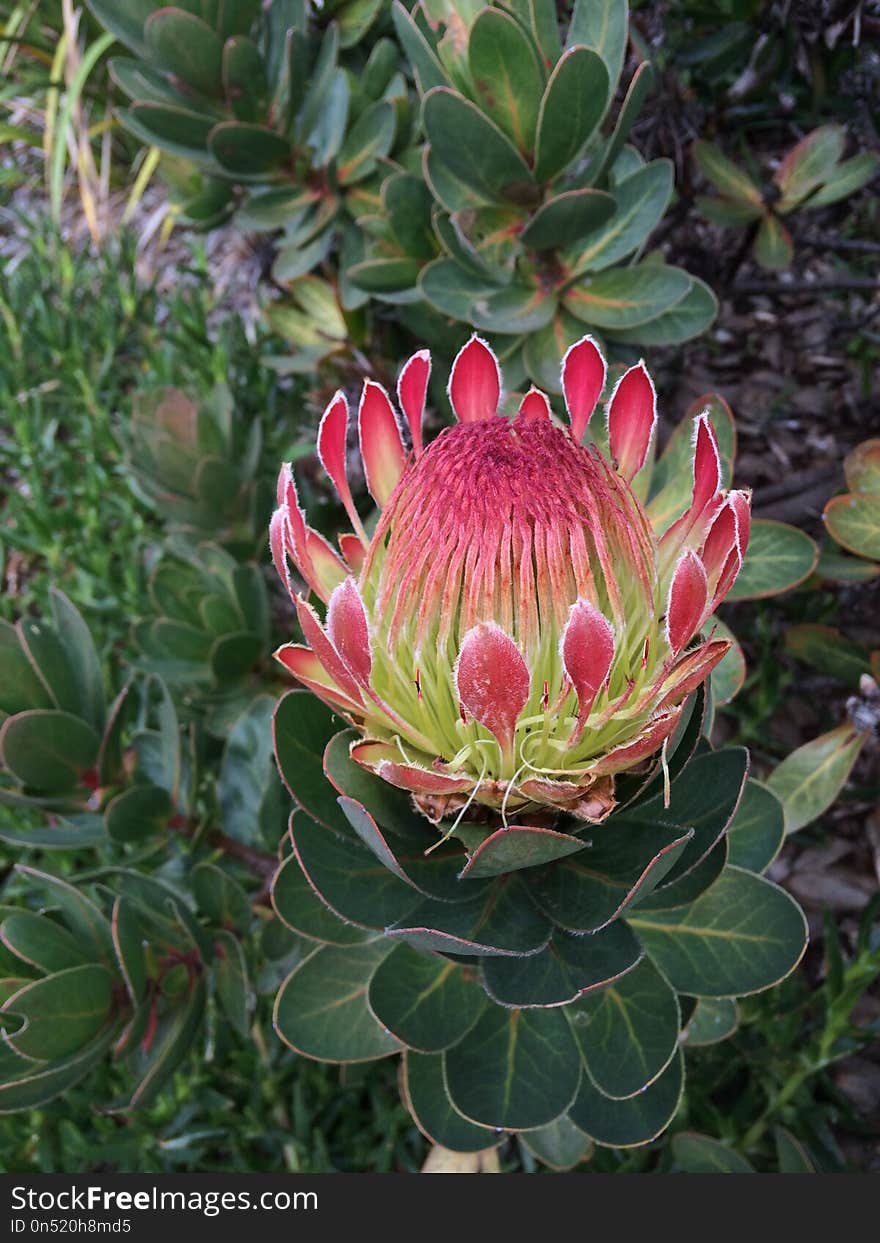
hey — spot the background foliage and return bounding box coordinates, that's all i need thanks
[1,0,878,1173]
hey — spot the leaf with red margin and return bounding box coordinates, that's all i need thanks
[480,920,643,1008]
[368,944,486,1052]
[386,875,551,957]
[444,1005,581,1130]
[324,728,430,843]
[290,811,420,931]
[459,824,590,879]
[568,1049,684,1147]
[273,692,352,834]
[400,1051,497,1153]
[616,747,748,891]
[337,795,475,902]
[525,822,694,933]
[273,940,402,1063]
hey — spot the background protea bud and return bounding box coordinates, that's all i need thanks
[271,335,750,826]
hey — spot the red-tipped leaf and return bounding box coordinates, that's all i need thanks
[562,337,606,443]
[326,578,372,685]
[561,599,615,738]
[397,349,431,457]
[607,361,657,482]
[667,551,709,653]
[358,380,407,508]
[448,335,501,423]
[454,622,530,760]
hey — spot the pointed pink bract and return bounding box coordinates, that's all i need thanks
[397,350,431,458]
[448,335,500,423]
[358,380,407,507]
[667,550,708,653]
[692,413,722,514]
[561,599,615,736]
[517,388,551,422]
[562,336,606,443]
[317,391,364,538]
[607,361,656,481]
[326,578,372,685]
[454,622,530,759]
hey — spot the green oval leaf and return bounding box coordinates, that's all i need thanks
[563,264,691,330]
[208,122,291,176]
[444,1004,581,1130]
[520,189,615,251]
[273,941,401,1063]
[387,876,551,958]
[144,8,223,98]
[401,1050,496,1152]
[1,912,89,975]
[627,866,808,997]
[673,1131,755,1173]
[526,822,694,934]
[271,847,371,947]
[520,1114,594,1171]
[481,921,643,1008]
[290,812,420,931]
[566,160,673,276]
[568,1048,683,1147]
[534,47,608,182]
[726,519,819,601]
[469,7,544,156]
[766,725,864,835]
[423,87,535,204]
[273,692,351,834]
[368,944,486,1052]
[824,492,880,561]
[726,779,784,873]
[2,964,114,1060]
[684,996,739,1046]
[0,710,100,794]
[569,956,680,1098]
[460,823,589,879]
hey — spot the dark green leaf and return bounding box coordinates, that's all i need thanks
[563,264,691,329]
[481,921,642,1008]
[726,779,784,873]
[521,189,616,250]
[468,8,544,155]
[402,1050,496,1152]
[145,9,223,97]
[627,867,808,997]
[684,996,739,1046]
[290,812,421,930]
[271,847,371,946]
[337,100,395,185]
[1,912,89,975]
[368,943,486,1051]
[423,87,535,204]
[213,930,253,1036]
[673,1131,754,1173]
[192,863,251,933]
[569,956,680,1097]
[273,691,352,833]
[105,783,173,845]
[444,1004,581,1129]
[387,876,551,957]
[725,519,819,601]
[209,122,291,175]
[520,1115,594,1170]
[526,822,693,933]
[569,1048,683,1146]
[2,964,114,1059]
[274,941,401,1062]
[460,823,589,879]
[534,47,608,182]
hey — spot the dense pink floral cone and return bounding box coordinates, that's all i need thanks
[271,336,750,824]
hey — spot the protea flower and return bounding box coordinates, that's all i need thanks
[271,337,750,826]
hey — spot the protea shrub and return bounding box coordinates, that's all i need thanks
[269,340,808,1163]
